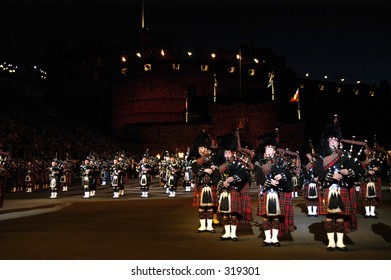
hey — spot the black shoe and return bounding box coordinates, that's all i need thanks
[207,229,216,233]
[196,229,206,233]
[371,215,378,219]
[272,242,281,247]
[231,237,238,241]
[326,246,335,251]
[337,246,348,251]
[364,215,370,218]
[220,236,231,241]
[262,241,271,247]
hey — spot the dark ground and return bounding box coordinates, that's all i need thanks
[1,179,391,260]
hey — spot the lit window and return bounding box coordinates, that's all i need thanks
[369,90,375,97]
[228,66,235,73]
[336,87,342,93]
[353,89,359,95]
[201,65,209,72]
[248,69,255,76]
[121,68,127,76]
[172,63,180,70]
[144,64,152,71]
[319,84,325,91]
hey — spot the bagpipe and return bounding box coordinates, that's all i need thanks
[235,128,254,171]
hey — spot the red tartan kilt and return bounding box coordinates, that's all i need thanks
[229,190,242,213]
[192,184,218,207]
[318,187,352,215]
[256,191,289,217]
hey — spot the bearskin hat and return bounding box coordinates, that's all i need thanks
[255,129,279,158]
[218,133,238,151]
[194,132,212,148]
[321,123,342,142]
[320,117,343,156]
[258,130,279,148]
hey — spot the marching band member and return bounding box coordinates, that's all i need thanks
[159,151,171,193]
[48,159,62,199]
[255,131,294,247]
[314,118,362,251]
[24,161,36,193]
[167,153,181,198]
[0,151,10,208]
[117,155,128,196]
[80,157,94,199]
[136,153,153,198]
[191,132,218,233]
[360,150,382,218]
[217,133,252,241]
[110,156,126,199]
[183,147,193,193]
[302,144,321,217]
[60,160,72,192]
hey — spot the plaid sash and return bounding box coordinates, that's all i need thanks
[322,150,342,170]
[261,159,274,175]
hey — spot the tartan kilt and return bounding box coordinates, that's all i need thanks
[192,184,218,207]
[226,189,242,213]
[359,180,382,204]
[256,191,295,234]
[257,191,287,216]
[318,187,352,216]
[240,183,252,223]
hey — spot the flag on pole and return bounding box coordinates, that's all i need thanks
[290,88,300,103]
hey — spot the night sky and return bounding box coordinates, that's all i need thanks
[2,0,391,84]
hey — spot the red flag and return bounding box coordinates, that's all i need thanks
[290,88,299,103]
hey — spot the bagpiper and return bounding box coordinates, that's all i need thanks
[136,151,153,198]
[360,148,382,218]
[183,147,193,192]
[80,157,94,199]
[314,117,363,251]
[255,130,294,247]
[216,133,252,241]
[24,160,36,193]
[191,132,218,233]
[110,156,126,199]
[48,159,62,199]
[301,141,321,217]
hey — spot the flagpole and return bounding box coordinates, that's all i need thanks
[268,71,275,101]
[185,96,189,123]
[239,49,242,100]
[213,73,217,103]
[297,98,301,120]
[271,78,275,101]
